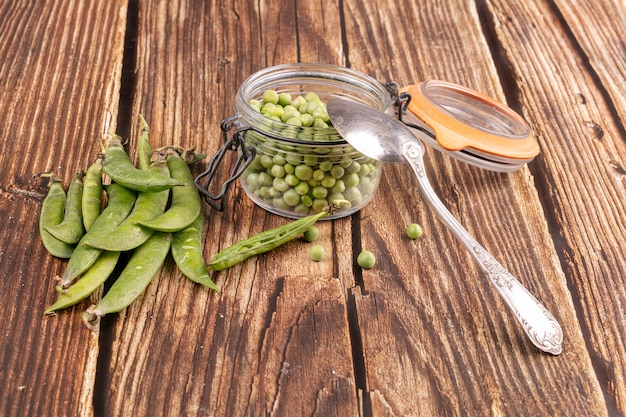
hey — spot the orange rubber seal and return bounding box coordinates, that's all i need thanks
[401,82,539,160]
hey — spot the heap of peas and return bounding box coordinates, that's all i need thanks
[39,116,218,328]
[241,90,380,217]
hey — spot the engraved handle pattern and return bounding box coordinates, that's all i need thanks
[402,141,563,355]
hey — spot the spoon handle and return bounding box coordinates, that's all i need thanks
[402,142,563,355]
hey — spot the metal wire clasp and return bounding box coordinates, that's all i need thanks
[385,80,435,139]
[194,116,257,211]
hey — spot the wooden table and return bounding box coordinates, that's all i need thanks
[2,0,625,416]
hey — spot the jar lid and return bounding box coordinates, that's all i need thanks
[400,81,539,171]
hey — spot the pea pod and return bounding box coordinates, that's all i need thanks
[45,171,85,245]
[45,250,121,314]
[82,156,103,232]
[208,208,330,271]
[171,213,219,290]
[39,174,74,258]
[81,156,171,252]
[135,152,200,232]
[102,138,184,193]
[82,231,172,328]
[58,183,137,289]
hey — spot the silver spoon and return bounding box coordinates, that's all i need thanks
[327,98,563,355]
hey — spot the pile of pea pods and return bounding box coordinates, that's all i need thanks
[39,116,218,328]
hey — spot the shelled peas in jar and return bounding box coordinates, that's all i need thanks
[240,90,381,218]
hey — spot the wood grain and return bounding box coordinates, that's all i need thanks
[0,1,127,416]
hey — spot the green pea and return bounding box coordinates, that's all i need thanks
[39,174,74,258]
[260,154,274,169]
[258,172,273,186]
[285,117,302,127]
[312,198,328,212]
[171,213,219,290]
[278,92,292,106]
[45,251,121,314]
[331,180,346,194]
[300,114,314,127]
[357,250,376,269]
[330,165,344,179]
[303,226,319,242]
[272,153,287,166]
[135,151,201,233]
[294,181,310,196]
[344,187,363,205]
[346,161,361,174]
[407,223,423,239]
[283,189,301,207]
[295,165,313,181]
[292,95,306,108]
[249,99,262,111]
[343,172,360,187]
[262,89,279,104]
[45,170,85,245]
[270,164,286,178]
[58,183,137,289]
[272,177,289,193]
[304,92,320,102]
[311,186,328,199]
[83,231,172,328]
[321,176,336,189]
[82,157,103,232]
[284,174,300,187]
[309,245,325,262]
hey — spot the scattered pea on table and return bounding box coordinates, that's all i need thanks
[309,244,325,261]
[407,223,423,239]
[357,250,376,269]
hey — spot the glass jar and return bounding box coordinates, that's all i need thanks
[233,63,392,219]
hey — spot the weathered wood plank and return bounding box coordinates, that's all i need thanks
[484,0,626,414]
[341,0,612,415]
[0,1,127,416]
[99,1,357,415]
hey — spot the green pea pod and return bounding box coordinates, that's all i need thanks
[39,174,74,258]
[81,158,171,252]
[208,209,329,271]
[58,183,137,289]
[82,231,172,327]
[45,250,121,314]
[82,156,103,232]
[45,171,85,245]
[171,213,219,290]
[102,138,184,193]
[135,152,200,232]
[137,115,154,171]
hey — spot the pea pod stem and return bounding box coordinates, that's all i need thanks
[208,199,349,271]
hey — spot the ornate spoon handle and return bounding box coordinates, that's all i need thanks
[402,142,563,355]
